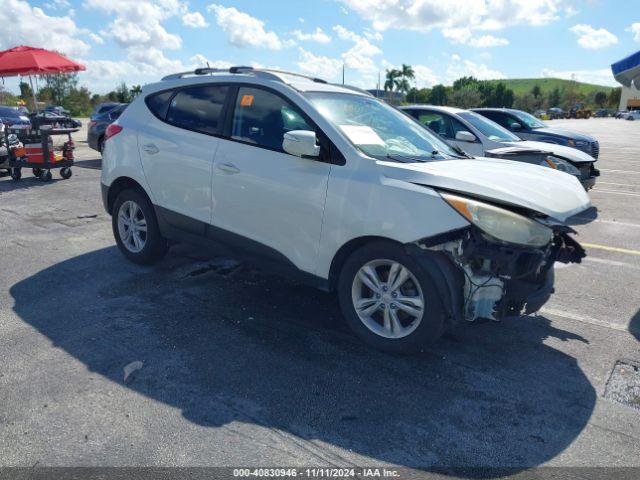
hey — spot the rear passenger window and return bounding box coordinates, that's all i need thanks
[231,87,312,151]
[145,90,173,120]
[166,85,229,135]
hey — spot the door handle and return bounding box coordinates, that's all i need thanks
[217,163,240,174]
[142,143,159,155]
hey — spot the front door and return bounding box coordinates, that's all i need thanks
[211,86,331,274]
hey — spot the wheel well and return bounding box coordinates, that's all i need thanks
[106,177,148,214]
[328,236,400,291]
[97,134,105,151]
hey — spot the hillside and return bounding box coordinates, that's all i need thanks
[485,78,615,96]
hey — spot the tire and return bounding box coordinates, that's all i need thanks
[60,167,72,179]
[10,168,21,181]
[112,188,168,265]
[32,168,43,178]
[41,170,52,182]
[338,241,446,354]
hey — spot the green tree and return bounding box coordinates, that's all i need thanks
[41,73,79,104]
[531,84,542,99]
[130,85,142,98]
[514,93,536,112]
[428,84,448,105]
[450,85,482,109]
[548,87,561,108]
[62,87,93,116]
[114,82,132,103]
[608,88,621,108]
[594,91,607,108]
[384,69,401,93]
[452,76,479,90]
[406,87,430,104]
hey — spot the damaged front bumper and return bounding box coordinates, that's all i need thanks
[408,226,585,324]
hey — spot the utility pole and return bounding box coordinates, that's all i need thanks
[342,64,345,85]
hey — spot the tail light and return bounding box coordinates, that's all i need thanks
[104,124,123,143]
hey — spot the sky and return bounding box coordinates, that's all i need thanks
[2,0,640,94]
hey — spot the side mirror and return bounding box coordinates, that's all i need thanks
[510,122,522,131]
[455,130,476,142]
[283,130,320,158]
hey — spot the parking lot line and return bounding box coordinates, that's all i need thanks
[585,257,640,271]
[540,307,628,332]
[591,189,640,197]
[593,188,640,197]
[599,169,640,174]
[582,242,640,256]
[597,182,638,188]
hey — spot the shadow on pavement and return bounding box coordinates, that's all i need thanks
[0,173,66,191]
[629,309,640,342]
[10,246,596,474]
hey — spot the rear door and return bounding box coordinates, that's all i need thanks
[211,86,331,274]
[138,84,229,230]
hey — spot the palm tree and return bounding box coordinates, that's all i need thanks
[400,64,415,83]
[384,69,401,93]
[130,85,142,98]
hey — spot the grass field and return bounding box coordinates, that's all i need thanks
[485,77,614,96]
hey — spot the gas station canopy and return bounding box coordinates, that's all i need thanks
[611,50,640,88]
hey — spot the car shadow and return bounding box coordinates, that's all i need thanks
[0,172,66,191]
[10,246,596,474]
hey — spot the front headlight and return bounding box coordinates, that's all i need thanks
[544,156,581,176]
[441,193,553,247]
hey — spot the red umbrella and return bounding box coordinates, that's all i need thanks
[0,46,86,112]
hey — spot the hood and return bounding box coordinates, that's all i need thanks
[378,158,591,222]
[531,126,594,142]
[504,140,595,163]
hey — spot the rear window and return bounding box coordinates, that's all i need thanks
[145,91,173,120]
[166,85,229,135]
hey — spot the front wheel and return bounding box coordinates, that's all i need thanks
[112,189,168,265]
[338,241,445,354]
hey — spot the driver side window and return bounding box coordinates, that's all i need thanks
[231,87,313,151]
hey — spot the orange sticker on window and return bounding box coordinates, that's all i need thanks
[240,94,254,106]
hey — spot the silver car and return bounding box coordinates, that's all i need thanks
[402,105,599,189]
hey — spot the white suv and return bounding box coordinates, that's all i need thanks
[101,67,591,353]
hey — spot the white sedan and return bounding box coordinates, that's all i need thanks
[401,105,599,189]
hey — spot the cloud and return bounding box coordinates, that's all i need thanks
[291,28,331,43]
[86,0,184,50]
[339,0,559,32]
[333,25,382,75]
[541,68,617,87]
[296,48,342,80]
[88,33,105,44]
[0,0,91,57]
[446,54,504,83]
[570,24,618,49]
[207,4,283,49]
[182,11,209,28]
[467,35,509,48]
[628,23,640,42]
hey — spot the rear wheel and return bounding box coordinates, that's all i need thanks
[338,241,446,354]
[112,189,168,265]
[10,168,21,181]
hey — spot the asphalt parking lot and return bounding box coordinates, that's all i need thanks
[0,118,638,471]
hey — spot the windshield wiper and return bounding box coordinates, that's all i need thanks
[385,153,430,163]
[450,144,473,158]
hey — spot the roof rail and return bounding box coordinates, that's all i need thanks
[331,84,373,97]
[161,66,328,84]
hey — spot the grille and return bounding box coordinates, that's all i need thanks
[590,141,600,159]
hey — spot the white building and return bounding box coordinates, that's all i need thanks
[612,50,640,111]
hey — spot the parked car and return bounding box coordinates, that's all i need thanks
[615,110,629,119]
[547,107,565,119]
[88,103,127,152]
[91,102,123,121]
[44,105,70,116]
[401,105,599,189]
[0,105,31,129]
[533,109,547,118]
[472,108,600,159]
[101,66,590,353]
[625,111,640,121]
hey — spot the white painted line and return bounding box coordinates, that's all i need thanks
[584,257,640,271]
[597,182,639,188]
[572,217,640,228]
[599,169,640,174]
[591,189,640,197]
[540,308,627,332]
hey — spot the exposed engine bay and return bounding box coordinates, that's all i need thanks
[412,226,585,323]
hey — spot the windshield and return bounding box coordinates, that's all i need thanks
[512,110,546,129]
[459,111,520,142]
[0,107,21,117]
[305,92,462,161]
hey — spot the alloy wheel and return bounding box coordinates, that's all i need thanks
[117,200,147,253]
